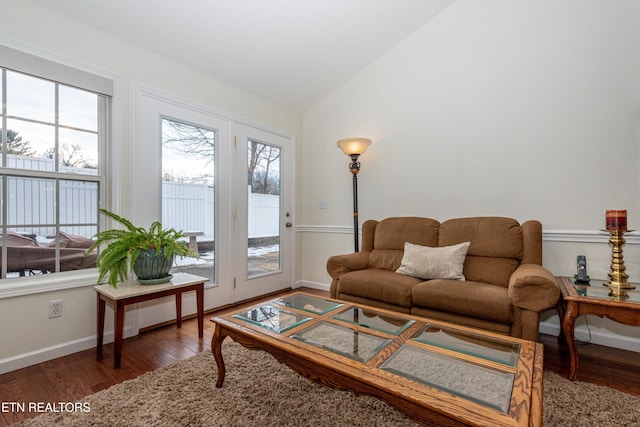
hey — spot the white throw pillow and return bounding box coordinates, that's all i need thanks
[395,241,471,280]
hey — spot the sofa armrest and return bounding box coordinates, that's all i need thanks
[508,264,560,312]
[326,252,370,279]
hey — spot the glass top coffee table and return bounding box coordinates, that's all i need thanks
[211,292,543,426]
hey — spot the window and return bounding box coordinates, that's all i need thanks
[0,63,109,281]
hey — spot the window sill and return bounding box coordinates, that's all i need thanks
[0,269,100,299]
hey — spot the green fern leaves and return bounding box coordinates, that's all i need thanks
[86,209,196,287]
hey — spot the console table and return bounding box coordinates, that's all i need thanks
[556,276,640,380]
[96,272,206,368]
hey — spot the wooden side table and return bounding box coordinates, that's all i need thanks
[556,276,640,380]
[95,272,206,368]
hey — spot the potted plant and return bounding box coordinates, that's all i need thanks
[87,208,197,287]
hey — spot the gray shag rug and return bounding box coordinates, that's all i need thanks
[16,339,640,426]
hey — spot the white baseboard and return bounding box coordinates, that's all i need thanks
[295,279,330,292]
[0,327,132,375]
[539,318,640,352]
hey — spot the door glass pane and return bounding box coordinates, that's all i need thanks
[247,139,280,276]
[161,118,215,285]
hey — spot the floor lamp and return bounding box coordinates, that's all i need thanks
[337,137,372,252]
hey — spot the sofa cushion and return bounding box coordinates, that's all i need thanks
[439,217,523,286]
[373,217,440,250]
[395,241,470,280]
[462,256,520,288]
[439,217,523,259]
[368,217,440,270]
[412,279,513,324]
[338,269,423,308]
[369,249,404,271]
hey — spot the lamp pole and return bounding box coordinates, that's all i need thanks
[349,154,361,252]
[337,138,372,253]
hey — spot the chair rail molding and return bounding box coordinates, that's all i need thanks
[296,225,354,234]
[298,226,640,245]
[543,229,640,244]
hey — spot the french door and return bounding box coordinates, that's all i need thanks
[231,124,293,302]
[136,86,293,307]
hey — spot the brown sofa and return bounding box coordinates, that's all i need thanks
[326,216,560,341]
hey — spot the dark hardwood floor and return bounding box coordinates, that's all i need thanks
[1,287,639,426]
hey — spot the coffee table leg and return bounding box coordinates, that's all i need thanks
[211,325,227,388]
[562,301,580,380]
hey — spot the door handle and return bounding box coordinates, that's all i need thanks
[285,222,292,228]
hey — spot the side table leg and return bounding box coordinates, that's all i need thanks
[211,325,227,388]
[114,300,125,369]
[196,284,204,339]
[556,300,567,344]
[175,291,183,329]
[562,301,580,380]
[96,294,105,360]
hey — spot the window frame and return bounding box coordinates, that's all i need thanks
[0,46,112,298]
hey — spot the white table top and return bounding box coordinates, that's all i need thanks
[94,272,208,300]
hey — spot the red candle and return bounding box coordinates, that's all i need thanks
[606,210,627,231]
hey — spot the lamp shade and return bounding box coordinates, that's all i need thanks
[337,138,372,156]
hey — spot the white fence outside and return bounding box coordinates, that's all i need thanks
[162,183,279,239]
[4,156,279,240]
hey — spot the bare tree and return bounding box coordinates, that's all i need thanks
[44,144,96,168]
[162,121,279,194]
[162,120,214,166]
[248,141,280,195]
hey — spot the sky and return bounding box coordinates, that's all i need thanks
[3,69,99,171]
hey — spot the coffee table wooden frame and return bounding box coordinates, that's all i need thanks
[211,292,543,427]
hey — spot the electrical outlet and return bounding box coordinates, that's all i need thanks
[48,300,62,318]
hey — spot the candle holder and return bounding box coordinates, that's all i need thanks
[603,229,635,299]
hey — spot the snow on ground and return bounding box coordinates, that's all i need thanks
[174,244,279,266]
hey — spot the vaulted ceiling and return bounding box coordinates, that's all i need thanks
[33,0,455,112]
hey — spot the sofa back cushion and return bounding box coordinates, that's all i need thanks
[439,217,523,287]
[368,217,439,270]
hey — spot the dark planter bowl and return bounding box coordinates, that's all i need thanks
[133,249,174,284]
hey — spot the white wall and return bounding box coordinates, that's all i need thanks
[0,0,300,372]
[300,0,640,349]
